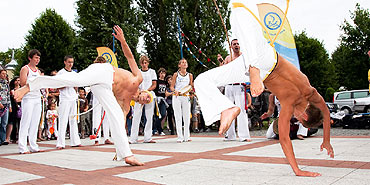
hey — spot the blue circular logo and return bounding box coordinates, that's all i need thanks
[264,12,282,30]
[102,52,112,64]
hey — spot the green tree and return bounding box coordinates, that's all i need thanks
[137,0,230,76]
[75,0,143,70]
[15,9,75,75]
[294,31,337,97]
[332,4,370,90]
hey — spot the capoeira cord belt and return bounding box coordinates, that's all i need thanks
[231,0,290,48]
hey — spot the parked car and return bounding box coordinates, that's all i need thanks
[333,89,370,114]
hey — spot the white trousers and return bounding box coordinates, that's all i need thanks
[18,97,41,153]
[28,63,133,158]
[92,97,111,142]
[172,96,191,142]
[130,100,154,143]
[225,85,251,141]
[47,119,58,139]
[194,3,276,125]
[57,100,81,148]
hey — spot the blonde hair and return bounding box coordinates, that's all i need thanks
[139,55,150,64]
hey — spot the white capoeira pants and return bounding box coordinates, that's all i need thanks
[172,96,191,142]
[28,63,133,159]
[92,97,111,142]
[57,99,81,148]
[266,121,308,139]
[224,85,251,141]
[194,1,276,125]
[130,100,154,143]
[18,97,41,153]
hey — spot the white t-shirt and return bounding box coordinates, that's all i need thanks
[57,68,78,101]
[139,68,157,90]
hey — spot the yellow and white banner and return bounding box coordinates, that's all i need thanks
[96,47,118,67]
[257,3,300,69]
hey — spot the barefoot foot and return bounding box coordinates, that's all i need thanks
[104,139,114,145]
[219,106,240,135]
[125,156,144,166]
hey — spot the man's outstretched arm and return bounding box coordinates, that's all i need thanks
[112,25,141,80]
[278,103,321,177]
[306,88,334,158]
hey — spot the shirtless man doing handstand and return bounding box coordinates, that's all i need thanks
[194,0,334,176]
[15,25,150,166]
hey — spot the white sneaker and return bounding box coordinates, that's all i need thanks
[160,132,166,136]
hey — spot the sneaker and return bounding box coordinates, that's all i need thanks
[160,132,166,136]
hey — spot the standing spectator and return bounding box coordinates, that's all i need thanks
[0,70,11,145]
[219,39,251,142]
[46,103,58,140]
[165,75,175,135]
[18,49,42,154]
[171,59,193,143]
[153,68,167,136]
[7,77,21,143]
[56,55,81,149]
[130,55,157,144]
[77,87,89,139]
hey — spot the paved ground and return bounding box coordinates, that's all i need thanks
[0,129,369,185]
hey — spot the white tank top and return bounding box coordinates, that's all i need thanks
[23,65,41,99]
[175,71,190,91]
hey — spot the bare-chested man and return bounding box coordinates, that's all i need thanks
[194,0,334,177]
[218,39,251,142]
[15,25,151,166]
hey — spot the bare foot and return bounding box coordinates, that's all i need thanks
[104,139,114,145]
[14,85,30,102]
[144,140,156,143]
[94,141,100,146]
[125,156,144,166]
[219,106,240,135]
[56,147,64,150]
[20,151,31,154]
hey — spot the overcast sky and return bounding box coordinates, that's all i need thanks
[0,0,369,56]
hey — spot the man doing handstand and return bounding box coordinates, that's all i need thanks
[194,0,334,177]
[15,25,151,166]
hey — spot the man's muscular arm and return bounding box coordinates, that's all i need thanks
[306,88,334,158]
[113,25,142,81]
[278,102,321,177]
[260,94,275,120]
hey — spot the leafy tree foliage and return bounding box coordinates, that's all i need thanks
[294,31,337,98]
[331,4,370,90]
[15,9,75,75]
[75,0,143,70]
[137,0,230,76]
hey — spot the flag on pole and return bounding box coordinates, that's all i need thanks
[257,3,300,69]
[96,47,118,67]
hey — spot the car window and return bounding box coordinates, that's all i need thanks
[336,92,351,100]
[353,91,369,98]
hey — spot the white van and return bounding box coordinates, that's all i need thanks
[333,89,370,114]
